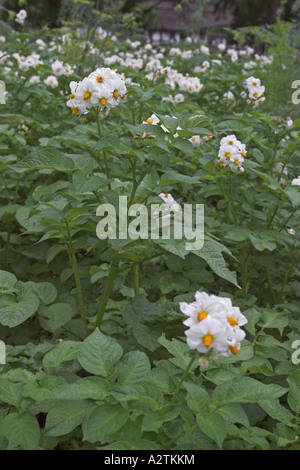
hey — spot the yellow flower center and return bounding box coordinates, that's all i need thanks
[252,81,257,86]
[197,311,208,322]
[227,316,238,326]
[202,334,213,347]
[225,152,231,158]
[72,108,79,115]
[230,345,238,355]
[219,162,224,167]
[164,193,168,198]
[234,160,239,165]
[56,68,60,72]
[97,76,104,83]
[253,92,258,98]
[69,93,74,99]
[147,118,153,124]
[100,98,106,106]
[83,91,91,100]
[242,151,247,157]
[113,90,118,99]
[228,141,234,145]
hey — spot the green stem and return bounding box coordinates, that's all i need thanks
[95,259,119,330]
[265,267,276,304]
[94,109,111,189]
[65,219,87,327]
[171,357,195,405]
[3,176,22,269]
[266,204,279,229]
[278,208,297,232]
[279,264,295,301]
[242,250,249,295]
[133,265,140,295]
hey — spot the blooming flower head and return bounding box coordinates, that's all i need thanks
[44,75,58,89]
[66,67,127,116]
[244,76,265,106]
[180,291,247,357]
[292,176,300,186]
[15,9,27,25]
[217,134,247,171]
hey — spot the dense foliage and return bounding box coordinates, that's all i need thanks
[0,9,299,451]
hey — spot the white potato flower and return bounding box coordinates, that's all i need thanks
[180,291,247,357]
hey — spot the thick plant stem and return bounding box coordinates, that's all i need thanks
[95,260,119,330]
[171,357,195,405]
[65,220,87,327]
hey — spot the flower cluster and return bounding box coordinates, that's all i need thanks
[15,9,27,25]
[17,53,43,71]
[189,135,213,147]
[292,176,300,186]
[180,291,247,357]
[66,67,127,116]
[245,76,265,107]
[44,75,58,88]
[50,60,74,77]
[216,134,247,171]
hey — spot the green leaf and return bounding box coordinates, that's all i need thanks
[82,404,129,443]
[183,381,210,413]
[183,113,214,132]
[45,401,90,436]
[196,412,227,449]
[117,351,151,385]
[0,270,18,294]
[155,113,179,133]
[0,288,40,327]
[0,378,23,407]
[27,281,58,305]
[0,412,40,450]
[38,303,73,333]
[78,328,123,377]
[159,170,198,185]
[213,376,287,405]
[218,403,250,427]
[258,399,294,426]
[42,340,81,369]
[158,333,196,370]
[54,377,110,400]
[22,375,66,402]
[249,234,276,252]
[287,370,300,413]
[194,237,239,286]
[10,148,75,173]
